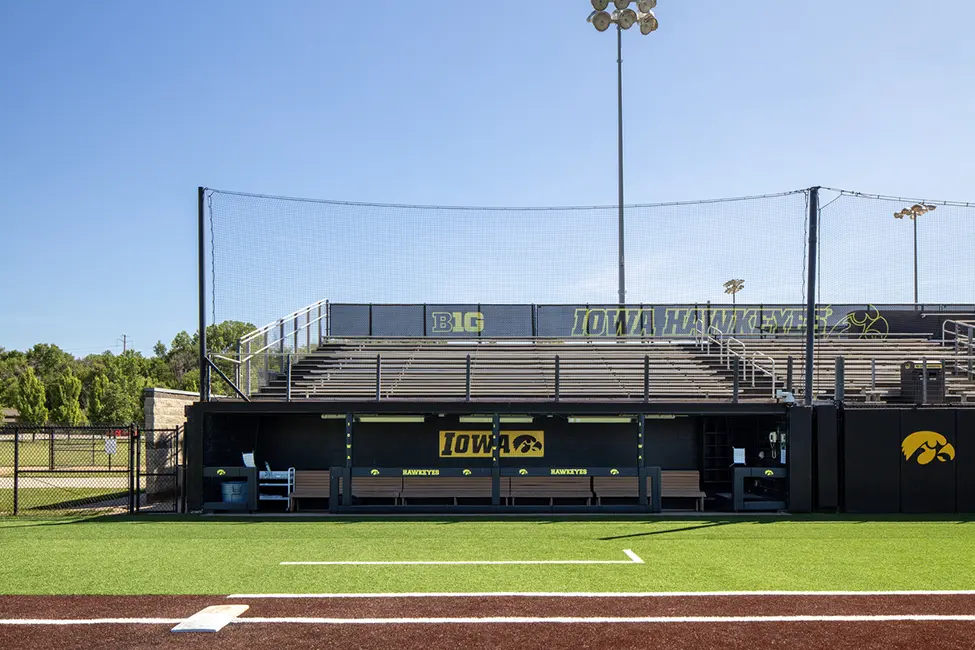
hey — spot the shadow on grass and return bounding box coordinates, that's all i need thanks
[6,512,975,528]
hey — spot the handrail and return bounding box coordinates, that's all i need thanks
[240,298,329,346]
[697,325,778,396]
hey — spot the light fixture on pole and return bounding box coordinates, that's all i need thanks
[724,279,745,334]
[893,203,937,306]
[587,0,660,306]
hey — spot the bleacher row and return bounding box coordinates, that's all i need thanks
[288,470,706,511]
[257,337,975,403]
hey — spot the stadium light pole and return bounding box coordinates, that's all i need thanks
[893,203,936,306]
[723,279,744,333]
[587,0,659,306]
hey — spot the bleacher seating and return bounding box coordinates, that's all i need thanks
[251,336,975,404]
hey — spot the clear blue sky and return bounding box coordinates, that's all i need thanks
[1,1,974,355]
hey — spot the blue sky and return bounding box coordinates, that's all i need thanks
[1,1,974,355]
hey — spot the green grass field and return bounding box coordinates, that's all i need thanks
[0,488,129,513]
[0,439,137,470]
[0,515,973,595]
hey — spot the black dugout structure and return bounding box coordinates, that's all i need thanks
[185,401,808,514]
[185,400,975,514]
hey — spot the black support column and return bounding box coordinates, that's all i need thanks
[637,414,647,507]
[491,414,501,506]
[788,406,813,513]
[342,413,353,506]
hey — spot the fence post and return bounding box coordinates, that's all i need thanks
[279,319,285,373]
[465,354,471,402]
[294,315,299,355]
[306,311,311,353]
[871,358,877,390]
[286,355,292,403]
[804,187,821,404]
[135,426,142,513]
[922,358,928,404]
[245,340,252,397]
[13,427,19,515]
[786,356,794,393]
[129,424,137,514]
[835,357,845,404]
[732,357,740,403]
[318,303,324,343]
[235,341,241,392]
[375,354,382,402]
[643,355,650,403]
[49,429,54,471]
[554,355,561,403]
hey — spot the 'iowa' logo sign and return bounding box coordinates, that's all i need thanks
[902,431,956,465]
[440,431,544,458]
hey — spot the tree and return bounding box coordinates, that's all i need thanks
[49,369,87,425]
[15,367,48,425]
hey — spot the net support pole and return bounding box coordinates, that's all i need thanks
[804,187,820,405]
[616,23,626,306]
[198,187,209,402]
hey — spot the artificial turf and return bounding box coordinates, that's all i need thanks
[0,516,973,595]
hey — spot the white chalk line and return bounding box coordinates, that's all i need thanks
[229,615,975,625]
[0,619,182,625]
[228,589,975,599]
[2,614,975,626]
[281,549,643,566]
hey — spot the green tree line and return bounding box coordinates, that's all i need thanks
[0,321,252,426]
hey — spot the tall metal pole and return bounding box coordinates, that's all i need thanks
[617,23,626,306]
[804,187,820,405]
[913,215,918,306]
[198,187,209,402]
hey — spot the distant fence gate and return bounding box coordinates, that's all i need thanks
[0,426,185,516]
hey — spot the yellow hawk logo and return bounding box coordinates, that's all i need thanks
[902,431,955,465]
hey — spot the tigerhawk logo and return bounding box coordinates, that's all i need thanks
[902,431,956,465]
[370,469,381,476]
[513,434,543,454]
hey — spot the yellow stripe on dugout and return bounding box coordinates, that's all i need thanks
[439,431,545,458]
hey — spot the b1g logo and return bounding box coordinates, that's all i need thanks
[431,311,485,334]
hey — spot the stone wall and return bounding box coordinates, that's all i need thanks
[142,388,197,505]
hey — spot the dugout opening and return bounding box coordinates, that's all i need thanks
[189,405,795,514]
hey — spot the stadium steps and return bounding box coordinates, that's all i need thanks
[255,339,756,402]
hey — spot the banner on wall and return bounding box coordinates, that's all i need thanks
[439,431,545,458]
[329,303,974,339]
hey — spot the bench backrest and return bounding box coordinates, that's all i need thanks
[402,477,492,491]
[351,477,403,493]
[509,476,592,492]
[661,470,703,496]
[293,470,331,494]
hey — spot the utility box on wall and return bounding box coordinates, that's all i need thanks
[900,361,945,404]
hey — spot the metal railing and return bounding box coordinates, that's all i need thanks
[694,320,778,396]
[213,299,329,397]
[942,319,975,381]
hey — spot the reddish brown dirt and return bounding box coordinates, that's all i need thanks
[0,595,973,650]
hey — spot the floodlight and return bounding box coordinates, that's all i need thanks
[591,0,609,11]
[591,10,612,31]
[924,204,937,211]
[613,0,632,9]
[639,10,659,34]
[911,204,926,214]
[618,8,637,29]
[637,0,657,11]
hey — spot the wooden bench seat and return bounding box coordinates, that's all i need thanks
[592,470,706,510]
[661,470,706,511]
[351,476,403,504]
[509,476,592,505]
[288,470,336,511]
[400,477,493,505]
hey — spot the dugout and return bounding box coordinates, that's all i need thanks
[185,401,800,513]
